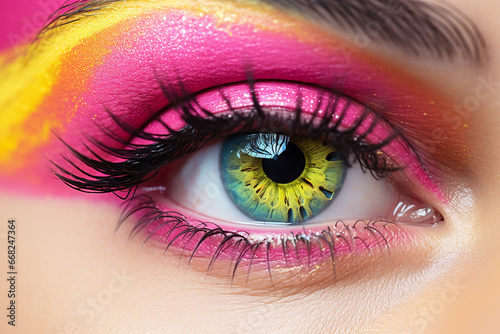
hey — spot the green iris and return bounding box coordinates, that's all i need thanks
[220,134,346,224]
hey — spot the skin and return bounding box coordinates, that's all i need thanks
[1,0,500,333]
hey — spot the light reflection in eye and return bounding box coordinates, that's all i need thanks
[163,135,397,225]
[234,133,290,159]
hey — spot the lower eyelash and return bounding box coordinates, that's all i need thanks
[120,194,401,283]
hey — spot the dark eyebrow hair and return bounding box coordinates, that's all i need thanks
[39,0,487,65]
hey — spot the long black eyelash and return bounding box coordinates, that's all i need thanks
[50,76,401,196]
[120,195,396,282]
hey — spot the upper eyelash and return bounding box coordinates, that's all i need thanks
[50,76,401,197]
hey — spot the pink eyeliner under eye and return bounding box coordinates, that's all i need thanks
[122,194,416,285]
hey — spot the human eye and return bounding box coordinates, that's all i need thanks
[53,73,445,287]
[1,0,480,293]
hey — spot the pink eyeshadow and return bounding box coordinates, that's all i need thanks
[83,9,452,138]
[6,8,458,199]
[65,10,453,199]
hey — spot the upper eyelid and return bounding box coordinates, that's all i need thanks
[0,0,472,189]
[37,0,487,65]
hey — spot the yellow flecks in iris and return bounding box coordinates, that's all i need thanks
[225,136,344,223]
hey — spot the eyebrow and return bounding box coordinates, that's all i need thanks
[39,0,487,65]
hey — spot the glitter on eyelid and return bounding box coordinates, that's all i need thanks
[0,0,471,197]
[0,0,308,172]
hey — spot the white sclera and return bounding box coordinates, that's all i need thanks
[163,142,399,225]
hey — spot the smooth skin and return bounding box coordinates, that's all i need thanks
[1,0,500,333]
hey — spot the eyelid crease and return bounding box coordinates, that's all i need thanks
[39,0,487,65]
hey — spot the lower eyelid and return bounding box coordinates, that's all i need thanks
[119,193,426,290]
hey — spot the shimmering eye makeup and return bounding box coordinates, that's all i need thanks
[0,0,477,286]
[0,0,470,181]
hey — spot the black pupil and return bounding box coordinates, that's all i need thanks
[262,143,306,184]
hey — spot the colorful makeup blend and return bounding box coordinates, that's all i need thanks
[0,0,470,283]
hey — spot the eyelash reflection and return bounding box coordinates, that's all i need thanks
[51,75,401,198]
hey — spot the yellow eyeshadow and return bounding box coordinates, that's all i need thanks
[0,11,131,167]
[0,0,330,171]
